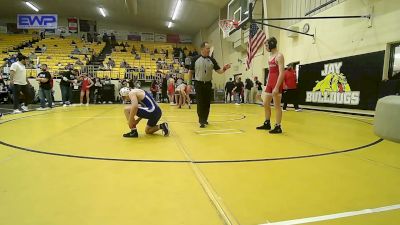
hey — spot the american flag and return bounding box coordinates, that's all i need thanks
[246,23,266,70]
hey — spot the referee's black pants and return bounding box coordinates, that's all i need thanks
[194,81,212,124]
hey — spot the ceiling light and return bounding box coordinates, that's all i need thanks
[168,22,173,28]
[99,7,106,17]
[172,0,182,21]
[25,2,39,12]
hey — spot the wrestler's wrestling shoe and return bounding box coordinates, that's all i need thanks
[123,129,139,138]
[160,122,170,137]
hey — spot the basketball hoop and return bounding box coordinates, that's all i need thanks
[219,19,239,38]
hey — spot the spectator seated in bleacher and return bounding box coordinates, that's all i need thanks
[72,46,80,54]
[131,49,137,55]
[106,58,116,68]
[124,42,130,47]
[120,59,130,68]
[154,48,158,54]
[35,46,42,53]
[135,54,141,60]
[56,62,62,67]
[121,46,127,52]
[139,66,145,73]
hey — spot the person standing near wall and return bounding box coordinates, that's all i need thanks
[244,78,254,104]
[256,37,285,134]
[10,54,30,114]
[283,63,302,111]
[36,64,53,110]
[189,41,231,128]
[60,69,77,107]
[254,76,263,104]
[224,78,234,103]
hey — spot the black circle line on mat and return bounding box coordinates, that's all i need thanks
[0,110,382,164]
[0,138,383,164]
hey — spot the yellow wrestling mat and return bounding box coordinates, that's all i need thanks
[0,104,399,225]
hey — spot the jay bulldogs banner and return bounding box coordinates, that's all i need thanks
[298,51,384,110]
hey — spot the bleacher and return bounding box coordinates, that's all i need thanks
[0,34,34,53]
[103,41,196,80]
[1,33,195,82]
[0,34,35,63]
[19,36,105,77]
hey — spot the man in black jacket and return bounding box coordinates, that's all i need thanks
[224,78,235,103]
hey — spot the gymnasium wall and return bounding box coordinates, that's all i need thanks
[0,16,179,41]
[278,0,400,79]
[196,0,400,89]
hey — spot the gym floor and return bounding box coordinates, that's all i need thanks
[0,104,399,225]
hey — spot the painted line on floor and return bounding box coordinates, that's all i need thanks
[195,129,244,135]
[325,113,374,121]
[198,132,243,136]
[0,109,383,164]
[261,204,400,225]
[195,129,241,133]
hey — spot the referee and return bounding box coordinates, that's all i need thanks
[189,41,230,128]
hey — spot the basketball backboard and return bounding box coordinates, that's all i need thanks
[227,0,250,28]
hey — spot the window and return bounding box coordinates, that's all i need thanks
[388,43,400,79]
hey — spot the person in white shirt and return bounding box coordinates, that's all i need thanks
[10,54,30,114]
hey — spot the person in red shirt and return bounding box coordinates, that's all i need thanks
[256,37,285,134]
[283,63,301,111]
[79,73,94,106]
